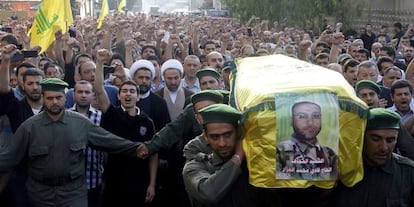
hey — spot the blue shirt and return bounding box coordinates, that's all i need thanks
[151,81,165,92]
[181,78,200,93]
[12,87,25,101]
[388,102,414,123]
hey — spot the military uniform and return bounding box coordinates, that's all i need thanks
[183,104,257,207]
[0,110,140,207]
[183,134,211,161]
[332,108,414,206]
[334,154,414,206]
[277,137,337,180]
[183,150,256,207]
[146,105,202,155]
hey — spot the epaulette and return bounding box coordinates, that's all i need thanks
[277,140,294,152]
[393,153,414,167]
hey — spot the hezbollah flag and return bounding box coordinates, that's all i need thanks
[29,0,73,54]
[230,54,368,189]
[118,0,126,12]
[97,0,109,29]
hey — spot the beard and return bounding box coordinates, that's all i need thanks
[26,93,41,102]
[139,84,150,94]
[292,126,321,140]
[167,85,179,92]
[46,105,63,116]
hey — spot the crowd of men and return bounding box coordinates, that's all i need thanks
[0,8,413,207]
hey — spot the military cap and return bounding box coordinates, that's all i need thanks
[215,89,230,103]
[337,53,352,65]
[40,78,68,92]
[216,89,230,97]
[196,68,221,81]
[355,80,381,94]
[199,103,241,125]
[222,61,233,71]
[366,108,400,130]
[191,90,224,105]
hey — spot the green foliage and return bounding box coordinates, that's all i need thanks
[222,0,366,33]
[200,1,213,10]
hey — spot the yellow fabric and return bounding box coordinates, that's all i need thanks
[97,0,109,29]
[231,55,367,189]
[28,0,73,54]
[118,0,126,12]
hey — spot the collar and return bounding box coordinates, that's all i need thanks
[380,156,393,174]
[13,87,25,101]
[389,99,414,114]
[181,77,200,88]
[23,97,43,113]
[388,105,414,121]
[291,136,321,151]
[151,80,165,91]
[121,105,140,116]
[43,110,68,125]
[389,105,414,113]
[70,104,98,115]
[364,155,393,174]
[140,90,151,99]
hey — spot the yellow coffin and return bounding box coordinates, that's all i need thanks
[229,54,368,189]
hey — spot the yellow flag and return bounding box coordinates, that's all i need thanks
[97,0,109,29]
[118,0,126,12]
[29,0,73,54]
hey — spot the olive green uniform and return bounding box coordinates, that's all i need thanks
[183,134,211,161]
[145,105,202,155]
[182,151,256,207]
[276,137,337,180]
[0,111,140,207]
[334,153,414,207]
[396,122,414,160]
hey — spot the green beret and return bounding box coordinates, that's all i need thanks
[366,108,400,130]
[199,104,241,125]
[222,61,233,71]
[191,90,224,105]
[216,89,230,97]
[196,68,221,81]
[355,80,381,94]
[216,89,230,104]
[40,78,68,92]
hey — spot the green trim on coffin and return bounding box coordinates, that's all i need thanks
[338,97,369,119]
[240,97,368,124]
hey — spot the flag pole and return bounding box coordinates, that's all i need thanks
[64,0,68,52]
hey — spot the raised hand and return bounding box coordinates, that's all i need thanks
[1,44,17,62]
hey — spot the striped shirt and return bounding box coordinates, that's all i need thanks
[70,105,106,189]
